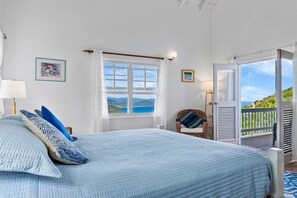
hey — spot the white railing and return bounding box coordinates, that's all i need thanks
[241,108,276,137]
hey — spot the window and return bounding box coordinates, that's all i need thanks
[104,60,159,114]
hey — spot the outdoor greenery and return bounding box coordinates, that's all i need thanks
[108,105,124,113]
[107,97,155,113]
[241,87,292,136]
[243,87,292,108]
[108,97,155,107]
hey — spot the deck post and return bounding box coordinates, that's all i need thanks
[267,148,284,198]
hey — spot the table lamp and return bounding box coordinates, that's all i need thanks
[201,80,213,113]
[0,80,27,114]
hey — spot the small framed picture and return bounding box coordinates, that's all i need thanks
[35,57,66,82]
[181,69,195,82]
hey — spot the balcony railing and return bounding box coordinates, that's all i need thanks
[241,108,276,137]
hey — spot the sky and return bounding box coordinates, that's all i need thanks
[241,59,293,102]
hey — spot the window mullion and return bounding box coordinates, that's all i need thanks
[128,63,133,114]
[144,68,147,93]
[157,66,160,93]
[113,67,115,92]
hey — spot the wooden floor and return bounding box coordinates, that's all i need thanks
[241,134,273,151]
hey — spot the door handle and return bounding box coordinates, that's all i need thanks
[214,102,218,105]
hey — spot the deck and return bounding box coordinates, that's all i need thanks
[241,134,273,151]
[240,108,276,151]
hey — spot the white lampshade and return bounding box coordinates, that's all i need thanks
[0,80,27,99]
[168,51,177,60]
[201,80,213,92]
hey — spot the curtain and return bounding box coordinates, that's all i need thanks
[153,58,169,129]
[0,29,4,116]
[93,50,109,132]
[292,42,297,160]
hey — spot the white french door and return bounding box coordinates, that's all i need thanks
[276,49,293,161]
[213,64,240,144]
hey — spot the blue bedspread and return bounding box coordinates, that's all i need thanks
[0,129,271,198]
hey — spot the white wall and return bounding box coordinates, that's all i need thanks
[212,0,297,62]
[1,0,213,133]
[0,0,3,27]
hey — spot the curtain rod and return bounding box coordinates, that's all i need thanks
[226,44,293,61]
[82,50,173,61]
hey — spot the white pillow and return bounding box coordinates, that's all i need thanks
[0,116,61,178]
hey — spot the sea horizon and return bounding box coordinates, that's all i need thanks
[121,106,154,113]
[241,101,253,107]
[117,103,252,112]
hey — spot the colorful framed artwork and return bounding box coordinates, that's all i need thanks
[35,57,66,82]
[181,69,195,82]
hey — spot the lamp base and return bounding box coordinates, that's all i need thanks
[12,98,16,114]
[205,92,213,114]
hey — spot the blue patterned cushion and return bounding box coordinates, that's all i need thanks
[35,108,78,141]
[20,110,88,165]
[0,117,61,178]
[41,106,72,141]
[180,110,204,128]
[34,109,42,117]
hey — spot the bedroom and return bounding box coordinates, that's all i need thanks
[0,0,297,197]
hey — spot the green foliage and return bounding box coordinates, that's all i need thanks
[108,105,124,113]
[107,97,155,107]
[243,87,292,108]
[282,88,293,102]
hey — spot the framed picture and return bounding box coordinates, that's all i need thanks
[35,57,66,82]
[181,69,195,82]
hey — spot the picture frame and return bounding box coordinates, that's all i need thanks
[35,57,66,82]
[181,69,195,82]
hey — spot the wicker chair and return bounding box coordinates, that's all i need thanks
[176,109,208,138]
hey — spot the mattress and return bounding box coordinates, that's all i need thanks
[0,128,271,198]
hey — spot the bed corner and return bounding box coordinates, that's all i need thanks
[266,148,284,198]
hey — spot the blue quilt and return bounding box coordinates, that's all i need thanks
[0,129,271,198]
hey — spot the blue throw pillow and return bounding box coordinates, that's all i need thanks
[180,110,204,128]
[20,110,88,165]
[0,117,61,178]
[41,106,72,141]
[36,107,77,141]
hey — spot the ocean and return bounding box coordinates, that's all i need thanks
[121,106,154,113]
[241,101,252,107]
[121,104,251,112]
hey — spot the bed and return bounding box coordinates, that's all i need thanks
[0,116,283,198]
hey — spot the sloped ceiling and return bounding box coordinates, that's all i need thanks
[157,0,220,11]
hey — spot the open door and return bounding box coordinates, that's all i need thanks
[276,49,293,162]
[213,64,240,144]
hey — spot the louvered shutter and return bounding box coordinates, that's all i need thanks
[213,64,240,144]
[281,102,293,154]
[217,107,236,140]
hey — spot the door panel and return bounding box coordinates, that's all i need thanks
[217,107,236,140]
[276,49,293,161]
[213,64,240,144]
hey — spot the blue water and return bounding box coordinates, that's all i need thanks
[122,104,250,112]
[121,106,154,113]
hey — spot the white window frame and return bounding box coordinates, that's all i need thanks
[103,58,160,117]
